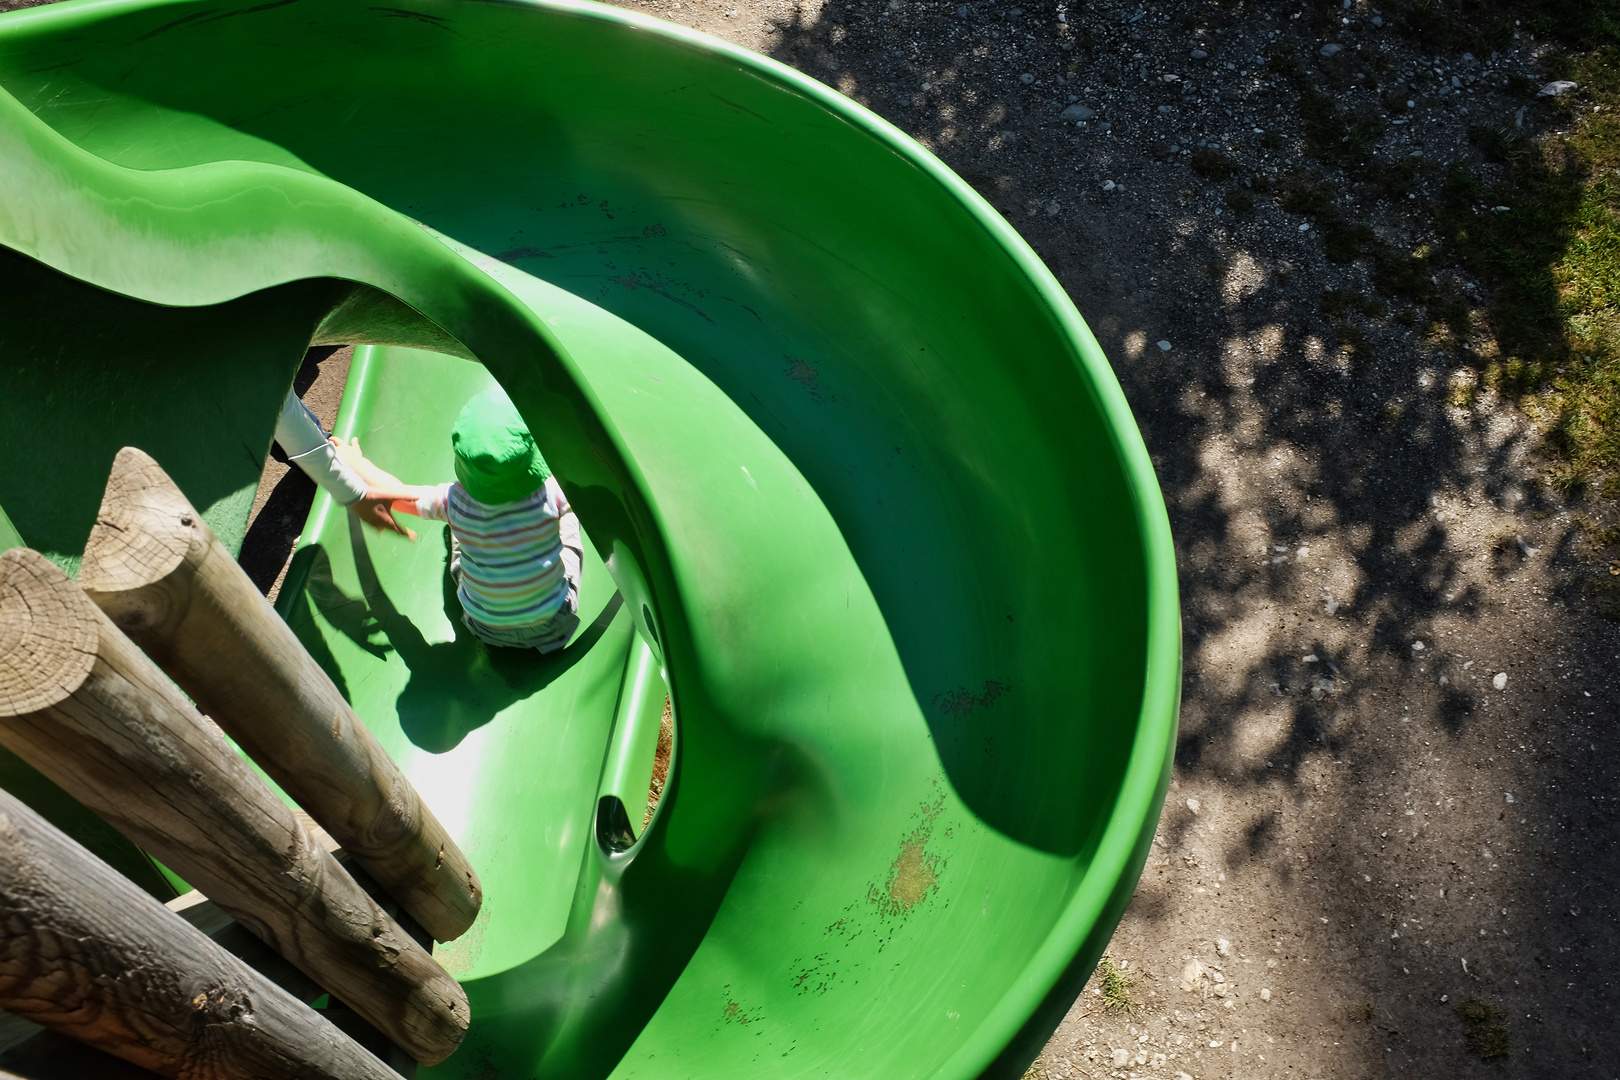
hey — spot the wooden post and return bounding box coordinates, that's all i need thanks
[0,548,467,1065]
[79,447,481,944]
[0,783,400,1080]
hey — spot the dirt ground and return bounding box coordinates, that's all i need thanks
[10,0,1616,1075]
[583,0,1618,1076]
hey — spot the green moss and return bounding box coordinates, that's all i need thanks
[1455,996,1512,1060]
[1097,954,1137,1013]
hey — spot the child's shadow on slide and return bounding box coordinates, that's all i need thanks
[305,515,622,754]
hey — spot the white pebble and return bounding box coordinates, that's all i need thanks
[1492,672,1508,690]
[1505,792,1515,804]
[1217,938,1232,956]
[1186,797,1200,814]
[1102,179,1117,191]
[1411,641,1425,651]
[1260,988,1271,1001]
[1113,1047,1130,1067]
[1298,222,1311,231]
[1157,339,1173,352]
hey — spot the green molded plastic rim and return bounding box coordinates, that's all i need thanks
[0,1,1180,1074]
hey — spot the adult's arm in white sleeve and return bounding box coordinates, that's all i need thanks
[274,390,367,506]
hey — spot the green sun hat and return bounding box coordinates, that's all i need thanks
[451,388,551,505]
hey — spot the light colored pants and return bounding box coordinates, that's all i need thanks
[450,506,583,653]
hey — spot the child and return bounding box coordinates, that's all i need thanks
[337,388,583,653]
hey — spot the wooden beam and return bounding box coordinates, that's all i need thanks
[79,447,481,944]
[0,548,467,1065]
[0,783,400,1080]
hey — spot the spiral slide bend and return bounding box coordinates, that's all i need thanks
[0,0,1179,1075]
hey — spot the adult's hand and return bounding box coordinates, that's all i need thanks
[349,494,417,541]
[329,438,420,539]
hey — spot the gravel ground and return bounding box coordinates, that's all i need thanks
[7,0,1617,1075]
[591,1,1620,1077]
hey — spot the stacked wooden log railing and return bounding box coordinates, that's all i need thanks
[0,448,483,1079]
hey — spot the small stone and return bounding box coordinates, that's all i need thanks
[1102,179,1117,191]
[1186,797,1200,813]
[1061,103,1097,121]
[1020,72,1035,84]
[1505,792,1515,804]
[1097,122,1111,132]
[1191,48,1208,59]
[1493,671,1508,690]
[1045,199,1061,216]
[1217,938,1232,956]
[1298,222,1311,231]
[1371,14,1383,25]
[956,3,967,13]
[1158,104,1174,113]
[1157,339,1172,352]
[1411,641,1425,651]
[1260,988,1272,1001]
[1320,43,1343,56]
[1112,1047,1130,1067]
[1179,958,1205,992]
[1538,80,1578,97]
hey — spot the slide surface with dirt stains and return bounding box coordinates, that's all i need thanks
[0,0,1179,1075]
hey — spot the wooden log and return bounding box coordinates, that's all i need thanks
[0,783,400,1079]
[0,548,467,1065]
[78,447,481,944]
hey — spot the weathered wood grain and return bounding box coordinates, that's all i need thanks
[80,447,481,944]
[0,547,467,1065]
[0,783,399,1079]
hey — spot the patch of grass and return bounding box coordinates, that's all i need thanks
[1097,954,1137,1013]
[1574,513,1620,547]
[1191,148,1238,181]
[1323,289,1389,322]
[1371,243,1434,300]
[1321,288,1358,319]
[1455,996,1512,1060]
[1323,219,1376,263]
[1584,573,1620,620]
[1366,155,1430,200]
[1469,122,1525,164]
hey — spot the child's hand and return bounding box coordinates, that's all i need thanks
[331,437,418,540]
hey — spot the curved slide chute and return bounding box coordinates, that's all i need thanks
[0,1,1179,1076]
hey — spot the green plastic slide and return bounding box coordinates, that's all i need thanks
[0,0,1179,1076]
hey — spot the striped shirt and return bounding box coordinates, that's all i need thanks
[415,479,569,628]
